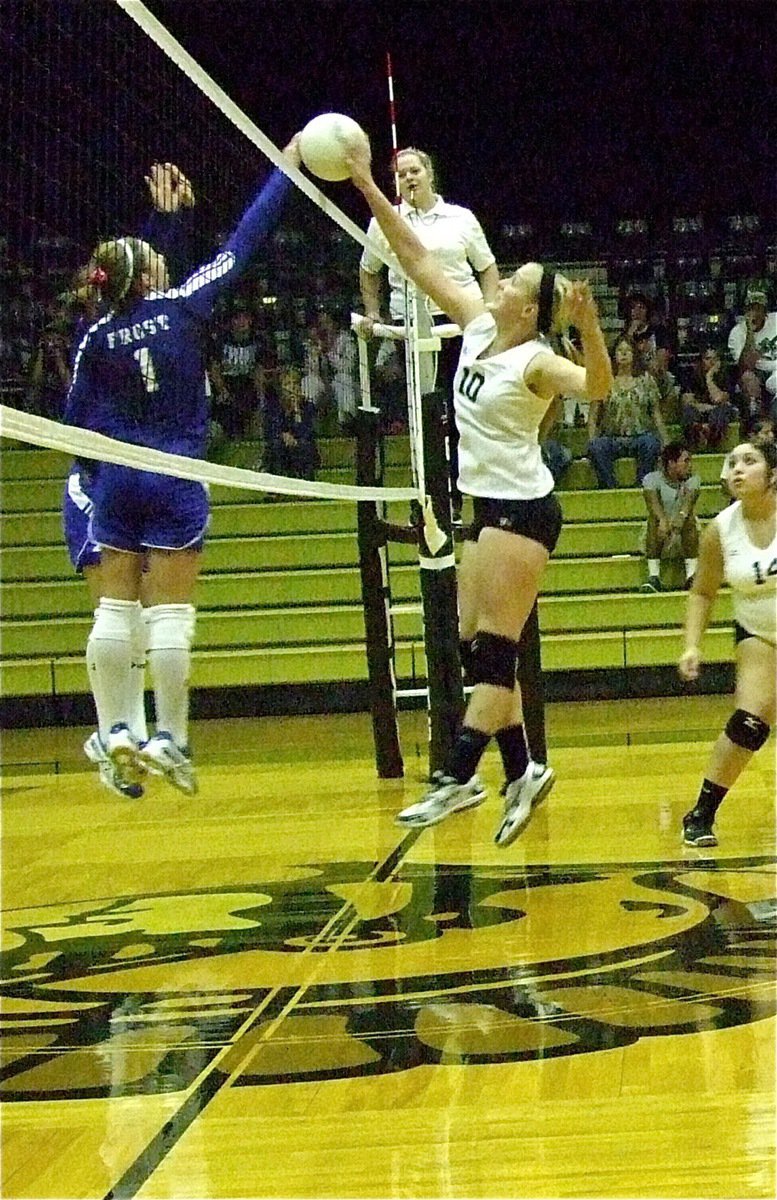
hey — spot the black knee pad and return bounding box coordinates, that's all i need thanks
[724,709,771,752]
[459,638,475,686]
[470,632,519,690]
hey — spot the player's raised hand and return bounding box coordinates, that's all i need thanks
[341,130,373,191]
[282,133,302,168]
[565,280,599,332]
[145,162,195,213]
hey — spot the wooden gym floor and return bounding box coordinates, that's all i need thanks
[1,698,775,1199]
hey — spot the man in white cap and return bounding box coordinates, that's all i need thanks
[727,286,777,405]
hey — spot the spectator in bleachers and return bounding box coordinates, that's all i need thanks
[587,336,666,487]
[622,290,658,349]
[8,273,45,349]
[679,345,738,450]
[540,397,573,485]
[639,441,700,592]
[26,301,73,418]
[301,307,359,433]
[727,286,777,407]
[263,365,319,481]
[209,304,266,439]
[642,326,682,425]
[0,275,37,386]
[734,365,770,439]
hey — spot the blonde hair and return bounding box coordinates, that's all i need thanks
[89,237,150,308]
[393,147,436,191]
[518,262,572,336]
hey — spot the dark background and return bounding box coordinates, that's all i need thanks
[144,0,775,231]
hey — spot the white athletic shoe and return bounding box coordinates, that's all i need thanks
[106,722,145,788]
[85,730,144,799]
[494,762,555,847]
[396,774,486,828]
[139,732,198,795]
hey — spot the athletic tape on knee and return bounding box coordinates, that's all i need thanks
[470,631,520,690]
[145,604,196,652]
[724,709,771,752]
[89,597,137,642]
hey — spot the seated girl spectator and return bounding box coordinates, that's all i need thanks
[301,307,359,433]
[622,290,658,348]
[642,326,682,425]
[209,304,266,440]
[679,345,738,450]
[587,336,667,488]
[263,366,319,481]
[27,299,73,418]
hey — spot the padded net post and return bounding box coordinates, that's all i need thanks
[417,389,465,776]
[355,407,403,778]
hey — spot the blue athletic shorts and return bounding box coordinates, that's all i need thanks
[62,469,101,572]
[90,465,209,553]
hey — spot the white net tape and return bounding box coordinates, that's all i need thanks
[0,406,416,502]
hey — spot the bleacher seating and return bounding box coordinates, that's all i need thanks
[0,426,738,716]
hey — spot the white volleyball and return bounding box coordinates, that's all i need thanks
[299,112,365,182]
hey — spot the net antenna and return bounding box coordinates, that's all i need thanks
[386,52,401,207]
[381,49,437,527]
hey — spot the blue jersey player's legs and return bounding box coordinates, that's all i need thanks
[89,465,206,795]
[63,468,149,799]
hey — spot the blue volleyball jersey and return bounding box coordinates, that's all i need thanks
[65,168,291,458]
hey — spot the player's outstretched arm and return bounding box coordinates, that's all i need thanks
[180,134,301,318]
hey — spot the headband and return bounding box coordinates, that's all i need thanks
[537,266,556,335]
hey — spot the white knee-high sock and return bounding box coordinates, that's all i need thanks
[129,603,149,743]
[86,598,137,742]
[145,603,196,748]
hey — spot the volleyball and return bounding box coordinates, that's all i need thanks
[299,112,365,181]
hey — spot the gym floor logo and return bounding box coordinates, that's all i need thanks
[0,857,774,1100]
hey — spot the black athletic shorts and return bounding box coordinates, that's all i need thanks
[465,492,563,555]
[733,621,775,648]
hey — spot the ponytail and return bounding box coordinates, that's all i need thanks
[524,262,572,337]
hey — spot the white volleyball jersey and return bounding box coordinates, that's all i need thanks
[452,313,555,500]
[715,500,777,644]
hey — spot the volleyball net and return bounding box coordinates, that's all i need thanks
[1,0,546,777]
